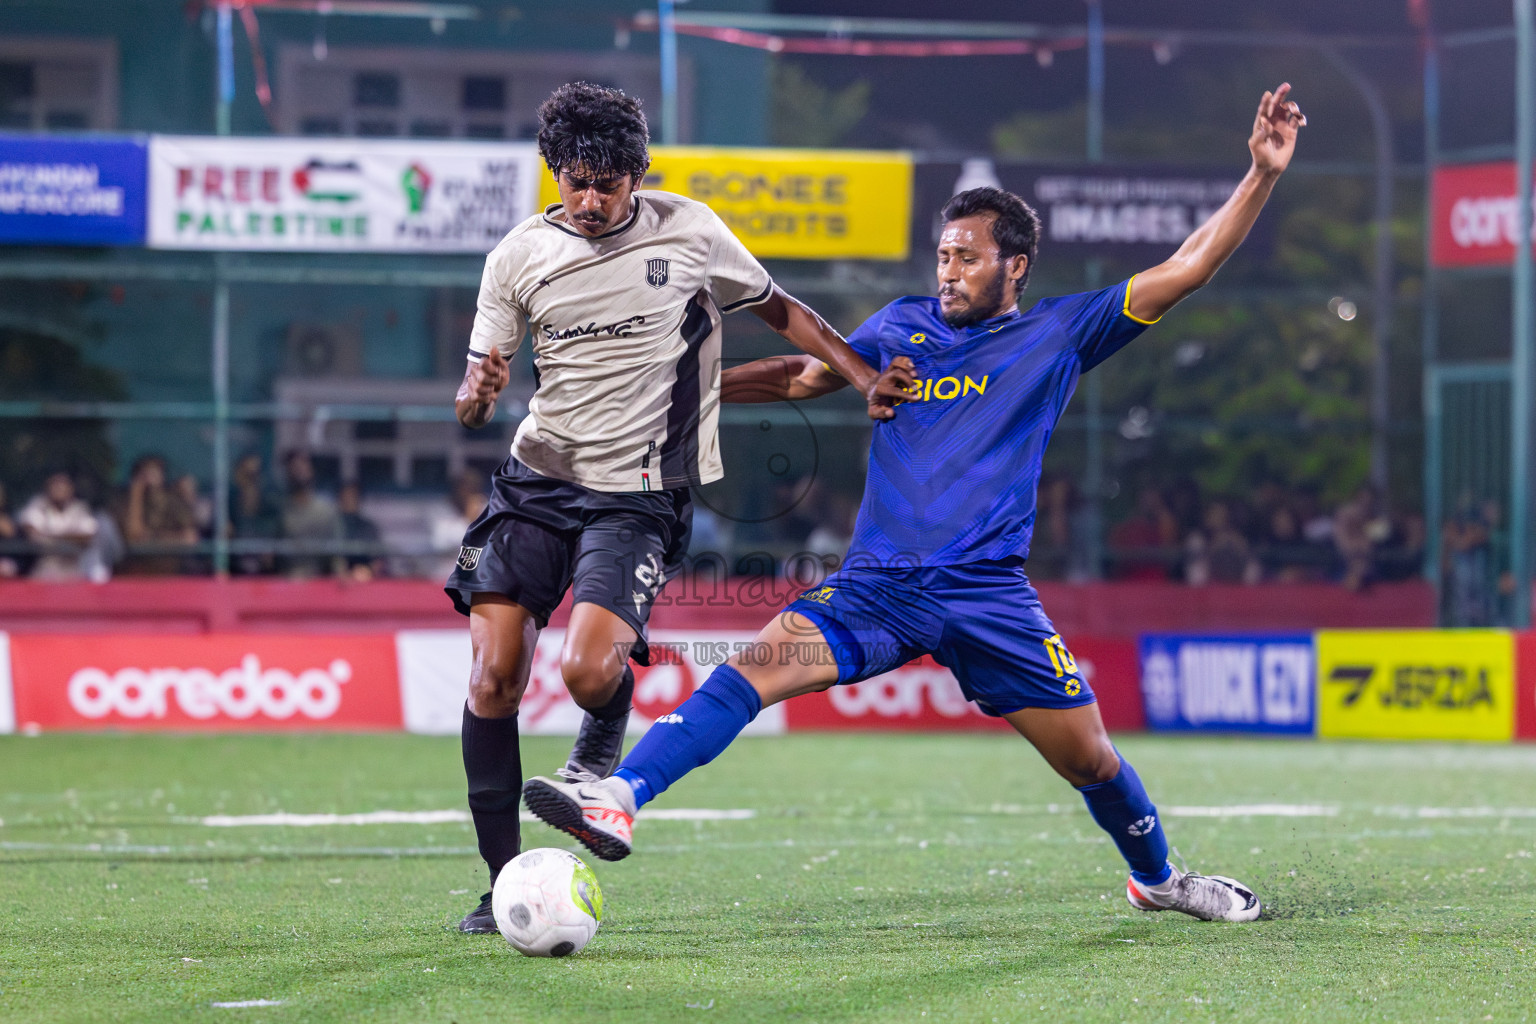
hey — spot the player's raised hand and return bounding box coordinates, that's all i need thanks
[865,355,915,421]
[1250,83,1305,176]
[468,347,510,401]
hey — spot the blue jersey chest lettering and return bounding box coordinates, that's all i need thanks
[844,286,1149,567]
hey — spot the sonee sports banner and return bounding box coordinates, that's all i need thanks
[147,136,540,252]
[539,146,914,261]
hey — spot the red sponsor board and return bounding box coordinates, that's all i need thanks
[782,637,1141,732]
[9,634,401,732]
[1516,631,1536,740]
[1430,161,1534,268]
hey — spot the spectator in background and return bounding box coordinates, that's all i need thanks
[1443,497,1496,626]
[338,480,385,582]
[229,452,281,576]
[279,449,343,579]
[1184,499,1258,586]
[1257,504,1312,582]
[1107,485,1178,580]
[1032,474,1094,581]
[175,473,214,574]
[1334,485,1388,591]
[116,454,198,575]
[429,468,488,579]
[18,470,119,582]
[0,481,19,578]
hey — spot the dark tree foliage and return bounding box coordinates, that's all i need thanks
[0,327,126,502]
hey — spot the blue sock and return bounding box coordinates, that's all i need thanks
[1076,753,1171,886]
[613,665,762,810]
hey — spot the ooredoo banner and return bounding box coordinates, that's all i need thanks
[0,632,13,735]
[782,636,1140,732]
[1516,631,1536,741]
[147,135,539,252]
[7,634,401,732]
[1138,634,1315,734]
[1430,161,1530,268]
[1316,629,1515,742]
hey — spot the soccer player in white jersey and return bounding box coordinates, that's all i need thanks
[446,82,909,932]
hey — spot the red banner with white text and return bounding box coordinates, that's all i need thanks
[1430,161,1533,268]
[8,634,401,732]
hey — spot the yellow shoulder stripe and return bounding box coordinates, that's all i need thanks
[1122,274,1163,325]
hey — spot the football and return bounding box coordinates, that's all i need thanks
[491,848,604,957]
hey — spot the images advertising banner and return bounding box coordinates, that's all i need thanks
[8,634,402,732]
[147,136,540,252]
[911,162,1252,264]
[538,146,914,260]
[0,134,147,245]
[1138,634,1315,734]
[1316,630,1515,741]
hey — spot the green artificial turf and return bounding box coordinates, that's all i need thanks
[1,732,1533,1022]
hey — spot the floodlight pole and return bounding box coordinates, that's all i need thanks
[1083,0,1106,580]
[659,0,680,144]
[212,0,234,576]
[1513,0,1534,626]
[1323,49,1395,505]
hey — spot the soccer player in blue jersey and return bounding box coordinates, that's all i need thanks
[524,85,1306,922]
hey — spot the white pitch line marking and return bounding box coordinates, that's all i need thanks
[1166,804,1340,818]
[211,1000,283,1008]
[196,808,755,827]
[1392,806,1536,819]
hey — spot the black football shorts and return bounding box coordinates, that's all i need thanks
[444,457,693,664]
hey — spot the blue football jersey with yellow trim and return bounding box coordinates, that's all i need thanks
[843,278,1155,567]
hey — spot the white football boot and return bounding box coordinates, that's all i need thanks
[522,774,636,862]
[1126,865,1261,922]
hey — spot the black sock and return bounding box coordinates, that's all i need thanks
[581,664,634,721]
[462,704,522,886]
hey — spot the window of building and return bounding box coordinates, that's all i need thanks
[276,45,686,142]
[0,38,117,131]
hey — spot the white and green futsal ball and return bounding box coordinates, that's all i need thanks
[492,848,603,957]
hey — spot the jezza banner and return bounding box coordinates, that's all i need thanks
[1316,630,1515,742]
[147,136,539,252]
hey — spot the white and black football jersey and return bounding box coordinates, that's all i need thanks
[468,190,774,493]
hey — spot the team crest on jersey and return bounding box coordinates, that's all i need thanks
[645,257,670,288]
[456,546,483,571]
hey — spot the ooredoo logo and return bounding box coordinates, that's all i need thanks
[67,655,352,721]
[828,666,979,719]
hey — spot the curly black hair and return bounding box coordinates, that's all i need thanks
[941,186,1042,289]
[536,82,650,180]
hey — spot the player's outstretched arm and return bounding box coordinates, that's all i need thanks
[1127,83,1306,323]
[455,347,509,429]
[749,286,911,420]
[722,354,916,407]
[722,354,846,403]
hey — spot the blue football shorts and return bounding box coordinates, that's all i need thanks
[782,561,1094,716]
